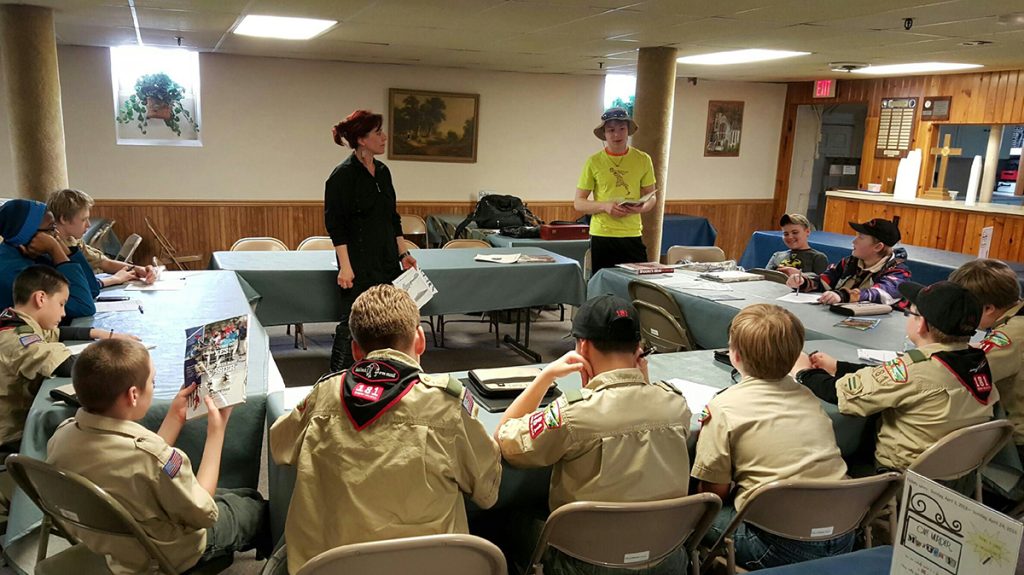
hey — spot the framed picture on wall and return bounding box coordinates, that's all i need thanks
[388,88,479,163]
[110,46,202,147]
[704,100,744,157]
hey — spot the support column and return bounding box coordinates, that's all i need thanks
[0,4,68,200]
[632,46,677,262]
[979,125,1003,203]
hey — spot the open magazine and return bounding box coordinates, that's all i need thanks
[617,190,656,207]
[183,314,249,420]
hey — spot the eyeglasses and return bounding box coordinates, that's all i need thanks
[36,225,57,235]
[601,109,629,121]
[902,309,922,318]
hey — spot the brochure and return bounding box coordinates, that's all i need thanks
[833,317,881,331]
[183,314,249,420]
[616,190,656,207]
[392,267,438,309]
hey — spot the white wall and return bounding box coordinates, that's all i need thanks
[0,45,786,202]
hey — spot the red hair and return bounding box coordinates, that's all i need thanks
[332,109,383,148]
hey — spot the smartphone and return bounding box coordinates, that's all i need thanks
[96,295,130,302]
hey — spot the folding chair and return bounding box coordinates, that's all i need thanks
[230,237,289,251]
[701,473,902,574]
[583,248,592,280]
[667,246,726,264]
[633,300,694,353]
[443,238,491,249]
[747,268,789,284]
[296,534,507,575]
[629,280,697,350]
[144,217,203,270]
[401,214,429,248]
[528,494,721,575]
[296,236,334,251]
[436,239,500,347]
[5,454,232,575]
[113,233,142,264]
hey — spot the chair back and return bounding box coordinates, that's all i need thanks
[400,238,421,252]
[86,220,115,249]
[114,233,142,263]
[583,248,592,280]
[628,280,696,349]
[666,246,725,264]
[443,239,491,249]
[728,473,902,544]
[297,534,507,575]
[748,267,788,284]
[633,300,694,352]
[297,236,334,251]
[401,214,428,235]
[5,454,179,574]
[231,237,289,252]
[909,420,1014,481]
[144,217,202,270]
[529,494,720,571]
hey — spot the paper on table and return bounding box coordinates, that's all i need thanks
[95,299,143,312]
[664,379,720,418]
[283,386,314,411]
[647,275,733,292]
[392,267,438,309]
[66,341,156,355]
[776,292,821,304]
[857,349,899,364]
[125,280,184,291]
[474,253,521,264]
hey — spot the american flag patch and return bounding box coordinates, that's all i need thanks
[162,449,183,478]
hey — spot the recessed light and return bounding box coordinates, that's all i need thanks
[676,49,810,65]
[853,62,983,75]
[234,15,337,40]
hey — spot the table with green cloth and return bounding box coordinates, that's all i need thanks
[2,271,274,557]
[264,339,868,545]
[209,247,587,327]
[486,234,590,266]
[588,268,910,350]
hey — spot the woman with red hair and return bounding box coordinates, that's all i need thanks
[325,110,417,371]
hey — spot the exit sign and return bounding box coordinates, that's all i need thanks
[814,79,837,98]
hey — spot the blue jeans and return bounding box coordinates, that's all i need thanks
[703,506,855,570]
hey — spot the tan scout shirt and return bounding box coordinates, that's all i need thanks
[980,302,1024,444]
[269,349,502,575]
[47,409,217,574]
[497,368,692,511]
[0,309,69,445]
[691,375,847,510]
[63,235,106,272]
[836,342,998,470]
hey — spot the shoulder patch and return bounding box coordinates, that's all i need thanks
[653,380,682,395]
[19,334,42,347]
[528,411,545,439]
[14,324,34,335]
[162,449,184,478]
[980,330,1012,352]
[444,375,463,398]
[840,375,864,396]
[461,391,477,417]
[882,357,909,384]
[698,406,711,425]
[542,400,563,430]
[562,389,587,404]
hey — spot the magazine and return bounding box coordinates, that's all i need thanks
[616,190,657,207]
[474,253,556,264]
[615,262,674,275]
[833,317,881,331]
[183,314,249,420]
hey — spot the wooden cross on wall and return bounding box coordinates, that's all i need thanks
[928,133,963,193]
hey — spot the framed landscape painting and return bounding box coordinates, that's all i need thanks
[388,88,479,163]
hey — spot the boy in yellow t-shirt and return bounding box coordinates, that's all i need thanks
[573,107,657,274]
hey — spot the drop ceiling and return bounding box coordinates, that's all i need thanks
[4,0,1024,80]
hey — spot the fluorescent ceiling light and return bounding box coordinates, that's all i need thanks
[676,49,810,65]
[234,15,336,40]
[853,62,983,75]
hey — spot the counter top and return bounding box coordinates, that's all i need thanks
[828,190,1024,217]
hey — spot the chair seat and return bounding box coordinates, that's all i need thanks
[35,543,112,575]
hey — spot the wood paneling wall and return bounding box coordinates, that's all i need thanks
[91,198,773,267]
[774,70,1024,216]
[824,197,1024,262]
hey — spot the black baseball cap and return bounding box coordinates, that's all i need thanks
[849,218,901,246]
[570,295,641,342]
[899,281,981,337]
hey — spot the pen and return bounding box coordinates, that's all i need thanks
[138,304,145,314]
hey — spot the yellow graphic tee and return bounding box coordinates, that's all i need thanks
[577,148,656,238]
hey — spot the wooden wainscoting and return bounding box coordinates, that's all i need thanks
[91,198,774,267]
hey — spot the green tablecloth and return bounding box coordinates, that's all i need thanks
[3,271,271,550]
[210,247,586,326]
[264,339,867,544]
[588,268,910,350]
[486,234,589,266]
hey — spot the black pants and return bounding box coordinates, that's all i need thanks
[331,284,368,372]
[590,235,648,276]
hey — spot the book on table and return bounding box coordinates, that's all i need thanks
[183,314,249,420]
[474,253,556,264]
[615,262,675,275]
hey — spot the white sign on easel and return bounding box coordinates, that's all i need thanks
[891,472,1022,575]
[979,226,994,258]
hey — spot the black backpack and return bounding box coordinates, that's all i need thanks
[454,195,541,239]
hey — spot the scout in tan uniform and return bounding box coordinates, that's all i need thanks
[0,266,137,453]
[47,339,269,574]
[692,304,851,570]
[497,295,691,575]
[47,188,156,285]
[802,281,997,471]
[270,285,501,574]
[949,259,1024,456]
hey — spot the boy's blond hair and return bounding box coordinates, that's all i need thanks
[47,188,94,223]
[73,339,150,413]
[949,259,1022,310]
[349,285,419,354]
[729,304,805,380]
